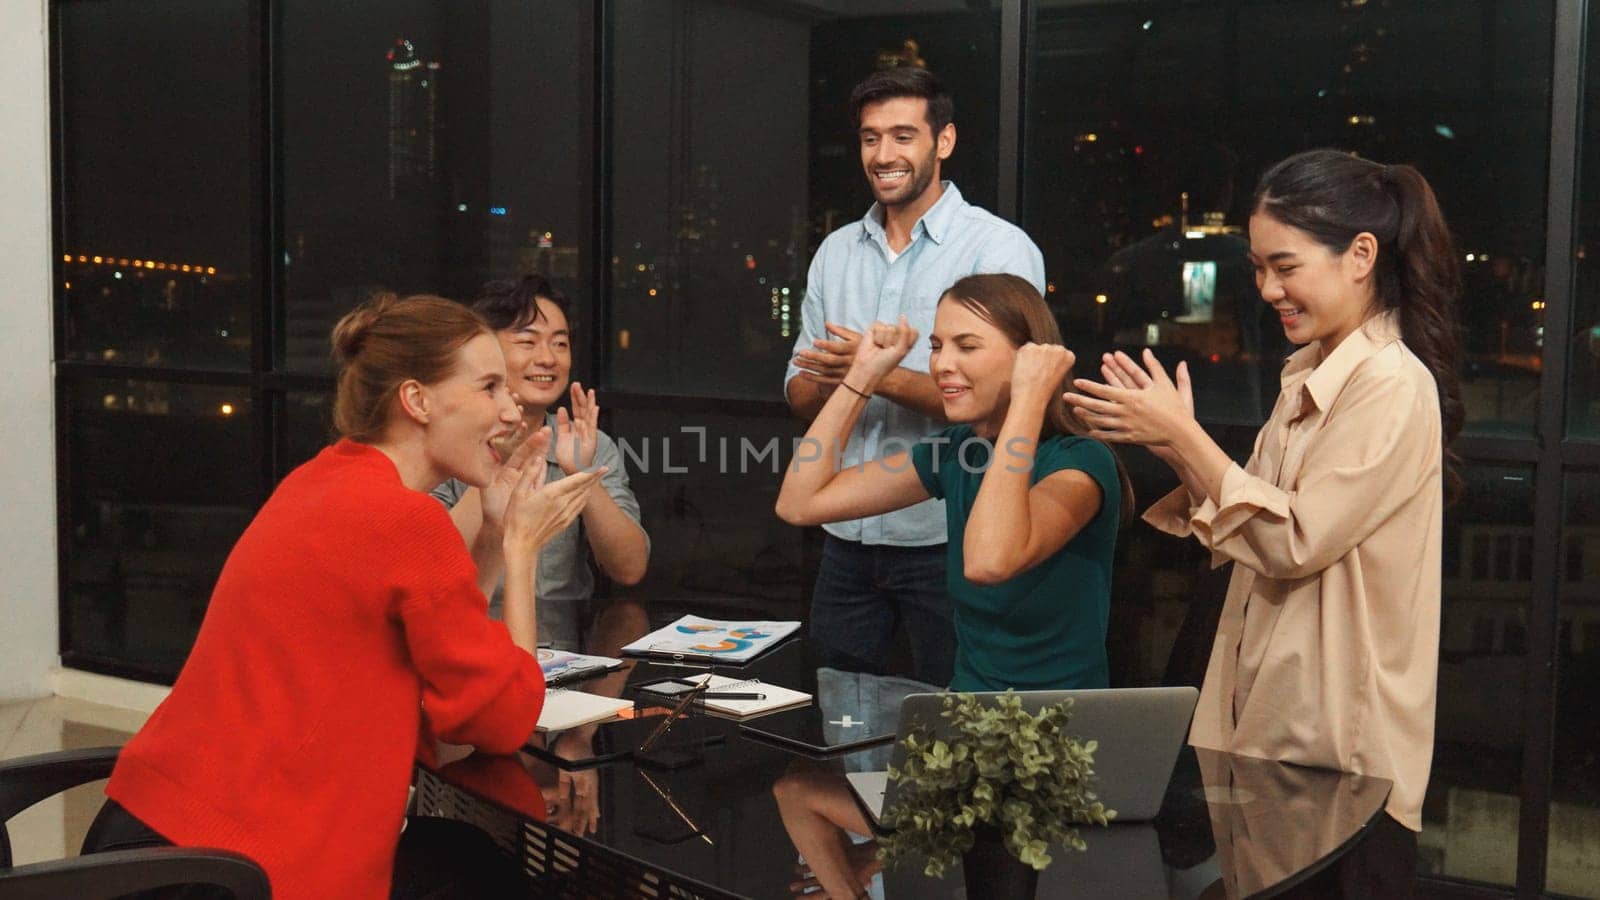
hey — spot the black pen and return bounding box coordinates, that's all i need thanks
[703,692,765,700]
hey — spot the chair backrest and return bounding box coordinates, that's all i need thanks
[0,746,120,869]
[1,846,270,900]
[0,746,270,900]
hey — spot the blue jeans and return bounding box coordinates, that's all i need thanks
[809,534,955,688]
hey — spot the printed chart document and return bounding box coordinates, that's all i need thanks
[620,615,801,664]
[538,648,624,686]
[681,673,813,720]
[535,690,635,733]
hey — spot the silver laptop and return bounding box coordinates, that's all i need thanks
[847,686,1199,829]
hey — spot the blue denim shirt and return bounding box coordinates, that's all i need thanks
[784,182,1045,546]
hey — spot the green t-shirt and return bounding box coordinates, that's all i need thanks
[909,425,1119,692]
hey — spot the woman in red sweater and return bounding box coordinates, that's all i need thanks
[87,294,601,899]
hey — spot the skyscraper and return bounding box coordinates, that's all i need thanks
[385,38,440,199]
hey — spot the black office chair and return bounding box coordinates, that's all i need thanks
[0,746,270,900]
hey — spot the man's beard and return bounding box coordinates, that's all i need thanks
[876,151,938,209]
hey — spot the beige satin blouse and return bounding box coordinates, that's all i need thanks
[1146,311,1442,830]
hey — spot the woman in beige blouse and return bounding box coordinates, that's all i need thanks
[1065,149,1462,892]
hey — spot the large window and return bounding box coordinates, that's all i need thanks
[57,0,258,372]
[53,0,592,678]
[48,2,1598,895]
[599,1,1003,655]
[1548,9,1600,894]
[606,1,999,398]
[61,379,256,674]
[1023,0,1557,891]
[279,0,593,374]
[1553,474,1600,895]
[1570,2,1600,440]
[55,0,261,677]
[1425,465,1534,883]
[1025,0,1553,433]
[603,407,812,618]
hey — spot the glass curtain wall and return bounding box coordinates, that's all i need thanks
[1550,3,1600,893]
[49,1,1598,894]
[55,0,260,676]
[1021,1,1556,888]
[599,1,1001,622]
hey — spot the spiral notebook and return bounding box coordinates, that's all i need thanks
[680,673,812,720]
[535,689,635,733]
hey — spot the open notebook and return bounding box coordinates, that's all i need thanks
[535,689,634,733]
[678,673,813,720]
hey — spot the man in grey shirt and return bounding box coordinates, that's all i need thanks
[435,276,649,650]
[785,68,1044,687]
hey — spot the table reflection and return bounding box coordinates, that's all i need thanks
[427,739,1393,899]
[523,597,651,834]
[423,622,1395,899]
[1194,748,1393,899]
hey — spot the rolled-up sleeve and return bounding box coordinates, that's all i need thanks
[784,253,829,402]
[1143,485,1201,538]
[1144,417,1270,543]
[594,431,650,557]
[1198,463,1295,545]
[1175,370,1438,581]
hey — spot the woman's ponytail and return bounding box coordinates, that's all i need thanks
[1383,164,1465,501]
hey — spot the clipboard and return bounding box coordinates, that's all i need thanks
[620,616,801,666]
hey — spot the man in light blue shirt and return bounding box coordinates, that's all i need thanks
[785,67,1044,689]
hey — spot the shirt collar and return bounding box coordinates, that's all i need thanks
[1282,309,1403,414]
[860,181,963,246]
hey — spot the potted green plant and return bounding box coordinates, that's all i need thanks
[876,692,1115,899]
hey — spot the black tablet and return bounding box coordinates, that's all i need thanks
[737,705,896,758]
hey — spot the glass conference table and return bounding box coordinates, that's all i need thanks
[415,627,1393,899]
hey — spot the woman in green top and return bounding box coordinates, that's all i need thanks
[776,273,1132,692]
[773,273,1133,900]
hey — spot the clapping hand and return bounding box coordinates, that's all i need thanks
[503,448,606,553]
[554,381,600,475]
[792,323,863,386]
[1063,349,1195,450]
[481,423,543,533]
